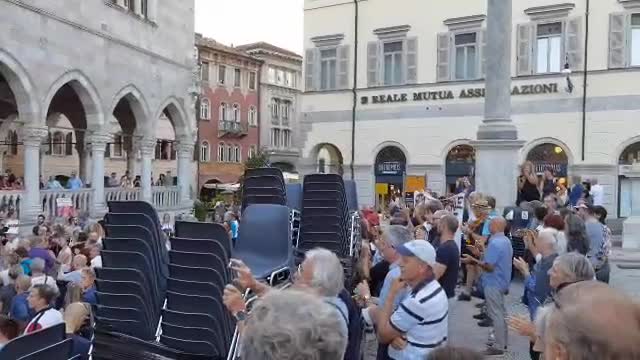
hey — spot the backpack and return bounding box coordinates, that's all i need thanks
[338,289,365,360]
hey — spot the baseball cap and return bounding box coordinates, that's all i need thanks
[396,240,437,267]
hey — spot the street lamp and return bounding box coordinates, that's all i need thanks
[562,57,574,93]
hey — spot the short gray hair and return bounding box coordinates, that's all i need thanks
[384,225,412,247]
[242,289,348,360]
[553,252,595,282]
[30,257,45,273]
[537,228,559,253]
[439,214,459,234]
[425,199,444,214]
[304,248,344,297]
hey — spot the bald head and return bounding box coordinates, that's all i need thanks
[489,217,507,235]
[545,281,640,359]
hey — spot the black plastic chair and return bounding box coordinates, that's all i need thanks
[168,264,226,288]
[233,204,292,281]
[160,335,219,357]
[160,323,222,356]
[103,237,162,275]
[170,238,229,262]
[344,180,359,212]
[168,251,230,280]
[245,167,285,181]
[17,338,72,360]
[167,278,222,298]
[96,292,155,328]
[95,279,160,317]
[165,291,232,341]
[104,224,169,270]
[174,222,232,257]
[100,250,162,298]
[107,201,161,229]
[94,268,151,297]
[95,315,153,341]
[0,323,65,360]
[162,309,220,335]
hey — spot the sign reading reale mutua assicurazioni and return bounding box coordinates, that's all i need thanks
[360,83,559,105]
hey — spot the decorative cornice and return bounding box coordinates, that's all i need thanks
[524,3,576,20]
[19,126,48,147]
[139,138,157,156]
[373,25,411,39]
[89,133,112,148]
[310,34,345,47]
[619,0,640,9]
[176,141,195,157]
[443,15,486,31]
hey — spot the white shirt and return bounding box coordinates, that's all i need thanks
[24,308,63,334]
[590,184,604,206]
[31,274,59,294]
[388,280,448,359]
[91,256,102,268]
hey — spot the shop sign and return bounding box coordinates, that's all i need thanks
[360,83,559,105]
[376,161,405,176]
[534,162,567,176]
[405,175,426,193]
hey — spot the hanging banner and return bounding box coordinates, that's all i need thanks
[56,197,74,218]
[375,183,388,195]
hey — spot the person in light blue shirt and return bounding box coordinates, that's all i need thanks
[47,176,63,190]
[462,217,513,356]
[67,171,83,190]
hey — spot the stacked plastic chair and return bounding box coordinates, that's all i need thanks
[241,168,286,211]
[297,175,361,287]
[0,323,73,359]
[161,221,234,358]
[96,201,167,342]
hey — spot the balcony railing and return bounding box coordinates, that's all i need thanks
[41,189,93,219]
[152,186,180,210]
[218,121,248,137]
[105,188,142,202]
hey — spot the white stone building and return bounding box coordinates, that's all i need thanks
[0,0,197,223]
[301,0,640,238]
[237,42,303,175]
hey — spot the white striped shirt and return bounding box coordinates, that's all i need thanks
[388,280,448,359]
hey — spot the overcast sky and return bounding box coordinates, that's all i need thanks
[194,0,304,54]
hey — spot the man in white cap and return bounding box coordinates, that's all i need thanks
[369,240,449,359]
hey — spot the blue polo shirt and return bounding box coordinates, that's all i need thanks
[480,234,513,293]
[378,262,407,309]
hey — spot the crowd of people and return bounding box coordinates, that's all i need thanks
[216,184,639,360]
[0,213,107,358]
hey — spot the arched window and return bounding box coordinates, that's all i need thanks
[200,98,211,120]
[52,131,64,156]
[113,134,123,157]
[200,141,210,162]
[235,145,241,163]
[232,104,240,123]
[65,133,73,156]
[218,142,225,162]
[271,98,280,119]
[219,102,227,121]
[155,140,162,159]
[248,106,257,126]
[226,145,233,163]
[249,145,257,159]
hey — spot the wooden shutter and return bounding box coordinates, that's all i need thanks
[564,17,583,70]
[405,37,418,84]
[367,41,379,87]
[436,32,451,82]
[516,23,535,76]
[478,29,488,78]
[337,45,350,89]
[65,133,73,156]
[609,13,629,69]
[304,49,316,91]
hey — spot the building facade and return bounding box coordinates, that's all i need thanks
[237,42,303,176]
[0,0,197,222]
[301,0,640,224]
[196,35,262,191]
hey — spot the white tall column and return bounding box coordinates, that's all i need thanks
[176,140,194,206]
[133,0,142,15]
[472,0,524,209]
[20,126,48,223]
[140,138,155,203]
[82,142,92,184]
[90,133,111,217]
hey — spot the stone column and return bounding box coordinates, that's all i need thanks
[471,0,524,209]
[139,138,156,203]
[81,141,92,184]
[125,136,140,176]
[20,126,48,224]
[90,133,111,217]
[176,140,195,206]
[133,0,143,15]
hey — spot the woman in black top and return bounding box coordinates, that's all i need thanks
[518,161,541,203]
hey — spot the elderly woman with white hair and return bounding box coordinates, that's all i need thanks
[508,252,596,358]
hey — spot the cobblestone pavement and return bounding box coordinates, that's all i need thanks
[365,248,640,359]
